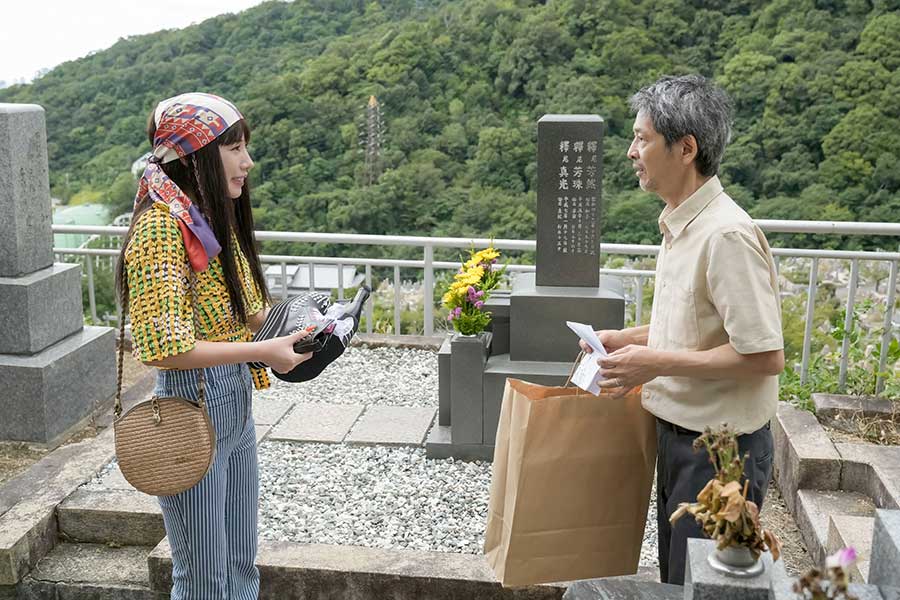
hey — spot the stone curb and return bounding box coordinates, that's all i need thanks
[353,333,446,351]
[149,538,565,599]
[772,402,841,515]
[812,393,897,433]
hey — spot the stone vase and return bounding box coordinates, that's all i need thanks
[708,543,765,578]
[449,331,491,445]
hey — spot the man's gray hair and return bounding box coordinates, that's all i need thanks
[629,75,733,177]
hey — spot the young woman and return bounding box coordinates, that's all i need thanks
[116,92,311,599]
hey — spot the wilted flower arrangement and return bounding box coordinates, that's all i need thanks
[442,246,506,335]
[670,425,782,562]
[792,547,859,600]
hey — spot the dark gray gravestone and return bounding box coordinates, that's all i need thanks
[535,115,604,288]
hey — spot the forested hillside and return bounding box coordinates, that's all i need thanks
[2,0,899,255]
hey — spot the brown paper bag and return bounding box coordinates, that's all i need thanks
[483,378,657,587]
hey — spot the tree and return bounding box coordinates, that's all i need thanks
[857,12,900,70]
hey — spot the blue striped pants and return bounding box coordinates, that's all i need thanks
[154,363,260,600]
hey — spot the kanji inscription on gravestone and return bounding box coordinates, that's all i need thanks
[536,115,603,287]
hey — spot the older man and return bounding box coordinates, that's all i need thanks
[582,75,784,585]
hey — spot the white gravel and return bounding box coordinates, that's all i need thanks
[258,443,492,554]
[257,439,659,567]
[253,346,438,407]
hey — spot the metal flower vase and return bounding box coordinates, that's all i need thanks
[707,544,765,578]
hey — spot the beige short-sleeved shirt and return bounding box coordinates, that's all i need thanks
[642,176,783,434]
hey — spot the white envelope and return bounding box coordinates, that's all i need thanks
[566,321,607,395]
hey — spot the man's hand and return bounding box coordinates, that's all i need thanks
[596,344,660,395]
[579,329,633,355]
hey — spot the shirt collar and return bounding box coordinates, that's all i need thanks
[658,176,724,240]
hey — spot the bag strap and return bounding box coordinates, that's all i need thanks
[564,350,584,388]
[114,264,206,418]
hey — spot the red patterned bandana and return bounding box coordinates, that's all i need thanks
[134,93,244,271]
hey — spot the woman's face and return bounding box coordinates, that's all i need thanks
[219,136,254,199]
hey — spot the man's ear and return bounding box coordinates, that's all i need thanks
[680,134,699,166]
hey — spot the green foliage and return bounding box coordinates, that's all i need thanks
[780,296,900,410]
[0,0,898,250]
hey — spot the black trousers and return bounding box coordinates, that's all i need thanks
[655,419,773,585]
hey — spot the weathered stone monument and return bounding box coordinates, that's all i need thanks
[428,115,625,461]
[0,104,116,446]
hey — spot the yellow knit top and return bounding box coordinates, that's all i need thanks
[124,203,271,389]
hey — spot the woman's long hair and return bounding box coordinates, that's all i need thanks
[116,112,271,326]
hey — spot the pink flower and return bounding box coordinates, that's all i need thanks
[475,300,484,309]
[453,307,462,317]
[826,547,857,569]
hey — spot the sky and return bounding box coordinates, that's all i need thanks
[0,0,271,85]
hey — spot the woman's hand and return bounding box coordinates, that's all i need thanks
[258,328,314,374]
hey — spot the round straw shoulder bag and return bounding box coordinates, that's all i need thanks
[113,315,216,497]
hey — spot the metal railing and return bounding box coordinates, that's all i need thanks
[53,219,900,394]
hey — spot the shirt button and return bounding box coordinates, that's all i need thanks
[642,390,649,398]
[666,243,672,250]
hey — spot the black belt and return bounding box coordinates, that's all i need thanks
[656,418,770,437]
[656,418,701,436]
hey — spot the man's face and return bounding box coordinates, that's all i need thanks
[627,110,681,195]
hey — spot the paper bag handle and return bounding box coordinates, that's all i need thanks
[564,350,584,388]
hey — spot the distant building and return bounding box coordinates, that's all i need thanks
[265,264,365,297]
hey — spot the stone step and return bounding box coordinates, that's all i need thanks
[797,488,876,566]
[827,514,874,582]
[16,542,160,600]
[58,488,165,547]
[0,429,116,587]
[836,443,900,511]
[149,537,565,599]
